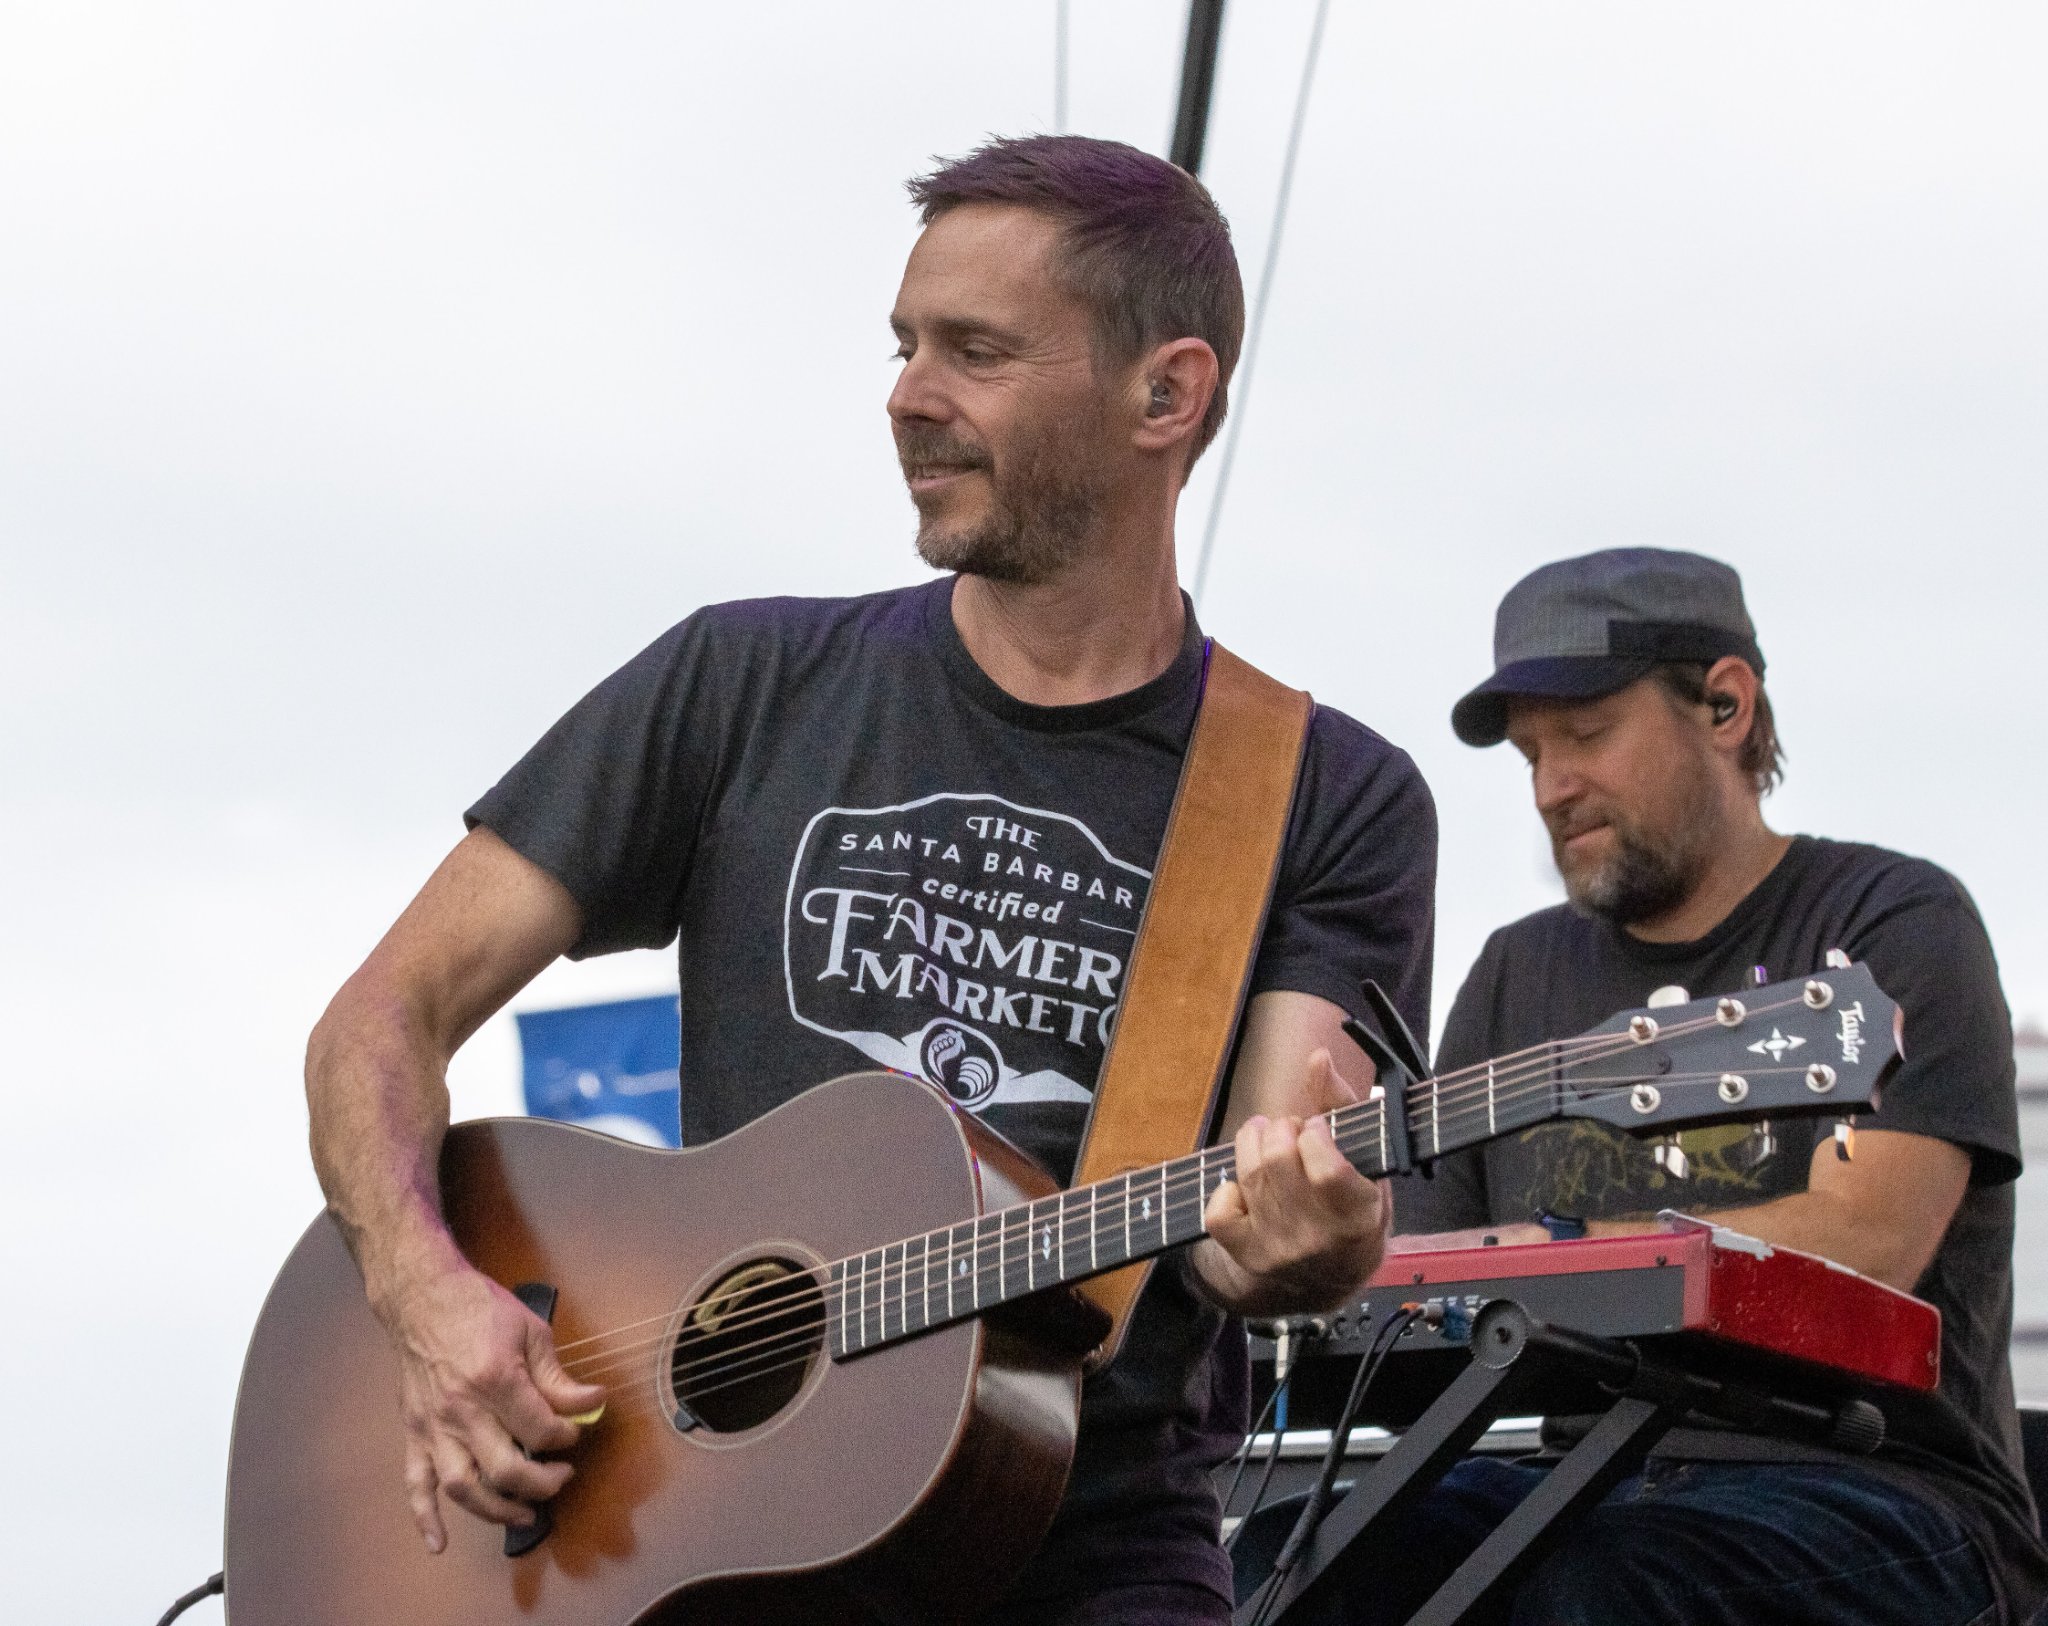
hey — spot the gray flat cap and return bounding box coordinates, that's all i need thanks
[1451,548,1765,747]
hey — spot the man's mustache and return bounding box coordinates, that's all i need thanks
[895,427,992,477]
[1546,808,1612,846]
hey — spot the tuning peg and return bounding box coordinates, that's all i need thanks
[1652,1136,1690,1179]
[1834,1118,1856,1162]
[1647,984,1690,1009]
[1734,1119,1777,1173]
[1825,948,1852,969]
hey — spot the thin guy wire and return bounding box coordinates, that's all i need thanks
[1054,0,1069,132]
[1191,0,1333,610]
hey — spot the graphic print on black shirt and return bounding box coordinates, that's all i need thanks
[785,793,1147,1109]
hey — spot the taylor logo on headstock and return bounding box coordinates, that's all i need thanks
[1838,1001,1867,1064]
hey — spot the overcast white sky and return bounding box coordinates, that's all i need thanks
[4,4,2045,1619]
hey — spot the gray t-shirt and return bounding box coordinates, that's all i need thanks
[468,577,1438,1609]
[1399,835,2048,1621]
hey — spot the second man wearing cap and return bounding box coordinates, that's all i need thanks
[1322,549,2045,1625]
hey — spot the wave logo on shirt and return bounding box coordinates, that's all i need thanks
[919,1021,1003,1109]
[781,793,1152,1111]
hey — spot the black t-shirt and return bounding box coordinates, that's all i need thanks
[467,577,1438,1608]
[1400,835,2047,1619]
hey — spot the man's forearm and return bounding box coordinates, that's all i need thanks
[305,833,584,1323]
[1413,1187,1928,1295]
[306,978,468,1321]
[1581,1189,1923,1292]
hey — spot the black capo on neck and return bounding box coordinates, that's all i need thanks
[1341,979,1433,1176]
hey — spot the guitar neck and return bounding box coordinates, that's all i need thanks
[827,1064,1557,1359]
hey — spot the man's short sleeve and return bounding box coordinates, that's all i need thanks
[465,613,729,958]
[1845,877,2022,1187]
[1248,711,1438,1049]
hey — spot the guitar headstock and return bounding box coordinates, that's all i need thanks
[1554,962,1900,1136]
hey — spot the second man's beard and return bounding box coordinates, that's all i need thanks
[903,413,1109,587]
[1560,818,1708,925]
[1552,790,1720,928]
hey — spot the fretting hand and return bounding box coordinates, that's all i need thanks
[1199,1046,1390,1316]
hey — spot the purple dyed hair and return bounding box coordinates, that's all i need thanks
[906,134,1245,463]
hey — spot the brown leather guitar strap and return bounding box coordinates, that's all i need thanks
[1069,640,1313,1372]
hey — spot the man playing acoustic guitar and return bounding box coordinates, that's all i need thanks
[305,134,1436,1625]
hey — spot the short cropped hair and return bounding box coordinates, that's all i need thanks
[1652,662,1787,797]
[907,134,1245,463]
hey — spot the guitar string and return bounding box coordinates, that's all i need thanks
[552,1050,1809,1422]
[543,990,1807,1365]
[574,1160,1275,1426]
[548,1007,1820,1386]
[538,1004,1744,1363]
[561,1050,1820,1398]
[544,993,1811,1372]
[554,1061,1831,1399]
[563,1080,1826,1421]
[553,989,1807,1379]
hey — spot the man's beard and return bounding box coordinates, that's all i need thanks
[1548,756,1720,927]
[898,407,1108,586]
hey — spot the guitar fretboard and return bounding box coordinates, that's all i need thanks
[825,1063,1562,1359]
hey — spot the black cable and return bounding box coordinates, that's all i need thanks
[155,1572,223,1626]
[1218,1362,1292,1531]
[1246,1306,1423,1626]
[1222,1374,1294,1551]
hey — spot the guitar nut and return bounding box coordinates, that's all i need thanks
[1630,1083,1662,1115]
[1718,1073,1749,1104]
[1806,1063,1838,1094]
[1803,980,1834,1010]
[1716,998,1746,1027]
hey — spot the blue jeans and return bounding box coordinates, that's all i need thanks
[1300,1456,1998,1626]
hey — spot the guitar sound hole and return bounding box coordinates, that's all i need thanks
[669,1257,825,1433]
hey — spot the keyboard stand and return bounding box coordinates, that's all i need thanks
[1241,1298,1884,1626]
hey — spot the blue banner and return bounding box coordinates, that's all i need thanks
[516,994,682,1147]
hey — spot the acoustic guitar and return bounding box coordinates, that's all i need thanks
[223,965,1899,1623]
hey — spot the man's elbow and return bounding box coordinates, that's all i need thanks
[1861,1231,1946,1296]
[1810,1196,1947,1295]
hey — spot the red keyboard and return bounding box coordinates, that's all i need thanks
[1297,1217,1939,1393]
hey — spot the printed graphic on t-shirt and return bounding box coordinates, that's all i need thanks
[782,793,1151,1110]
[1505,1119,1779,1213]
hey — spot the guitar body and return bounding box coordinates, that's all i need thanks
[224,1072,1085,1625]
